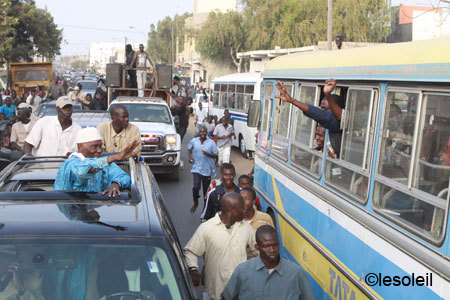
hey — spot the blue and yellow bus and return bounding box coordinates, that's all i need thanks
[249,38,450,299]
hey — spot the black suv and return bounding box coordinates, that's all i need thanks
[0,156,197,300]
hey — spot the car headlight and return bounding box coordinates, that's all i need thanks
[165,134,177,151]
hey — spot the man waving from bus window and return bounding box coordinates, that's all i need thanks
[276,79,344,157]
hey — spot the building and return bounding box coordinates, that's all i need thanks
[89,42,139,73]
[177,0,238,87]
[388,5,450,42]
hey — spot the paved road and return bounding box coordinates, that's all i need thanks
[157,121,254,246]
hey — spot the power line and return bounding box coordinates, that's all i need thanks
[60,24,146,35]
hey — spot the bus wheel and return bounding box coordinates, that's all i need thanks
[239,136,249,159]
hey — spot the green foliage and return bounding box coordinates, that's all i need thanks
[0,0,63,64]
[197,0,391,71]
[196,11,248,71]
[147,13,190,64]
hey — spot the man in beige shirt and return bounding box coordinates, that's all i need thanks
[184,192,257,300]
[67,85,89,110]
[97,104,141,157]
[241,187,274,230]
[10,106,37,153]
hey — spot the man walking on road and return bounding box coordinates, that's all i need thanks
[201,163,240,221]
[185,192,258,300]
[221,225,314,300]
[213,117,234,165]
[188,126,218,214]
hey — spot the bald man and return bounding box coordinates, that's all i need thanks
[184,193,257,300]
[97,104,141,157]
[54,127,140,197]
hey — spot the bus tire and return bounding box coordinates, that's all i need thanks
[239,136,250,159]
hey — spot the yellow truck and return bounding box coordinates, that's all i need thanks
[10,62,53,98]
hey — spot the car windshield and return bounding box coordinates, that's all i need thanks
[0,241,184,300]
[14,70,49,82]
[38,103,82,118]
[111,103,172,124]
[80,81,97,90]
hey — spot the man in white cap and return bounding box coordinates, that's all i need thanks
[17,102,39,122]
[53,127,140,197]
[24,96,81,156]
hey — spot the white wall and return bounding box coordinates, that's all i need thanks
[194,0,237,16]
[413,10,450,41]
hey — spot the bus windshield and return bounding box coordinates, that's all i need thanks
[0,242,183,300]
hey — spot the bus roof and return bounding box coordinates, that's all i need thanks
[263,38,450,82]
[211,72,261,84]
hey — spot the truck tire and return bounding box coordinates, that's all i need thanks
[170,165,180,181]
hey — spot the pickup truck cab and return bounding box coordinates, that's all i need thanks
[108,97,181,180]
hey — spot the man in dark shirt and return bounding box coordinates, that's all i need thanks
[201,163,241,221]
[276,79,344,157]
[125,44,137,94]
[171,96,189,141]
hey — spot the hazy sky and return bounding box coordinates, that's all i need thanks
[35,0,193,56]
[35,0,446,57]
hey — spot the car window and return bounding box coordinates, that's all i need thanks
[111,103,172,124]
[38,103,82,118]
[0,242,183,300]
[80,81,97,90]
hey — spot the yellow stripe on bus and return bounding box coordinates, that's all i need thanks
[271,175,382,300]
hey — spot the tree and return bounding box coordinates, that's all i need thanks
[196,11,249,72]
[147,13,190,64]
[0,0,63,64]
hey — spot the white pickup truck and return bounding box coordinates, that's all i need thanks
[108,97,182,180]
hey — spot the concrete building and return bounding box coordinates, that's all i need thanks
[388,5,450,42]
[89,42,139,73]
[177,0,238,87]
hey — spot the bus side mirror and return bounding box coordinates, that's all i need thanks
[247,100,260,128]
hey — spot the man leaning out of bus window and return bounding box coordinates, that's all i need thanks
[276,79,345,157]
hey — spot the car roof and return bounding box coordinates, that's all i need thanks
[0,157,164,238]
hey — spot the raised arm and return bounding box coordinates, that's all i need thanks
[275,81,309,113]
[323,78,342,120]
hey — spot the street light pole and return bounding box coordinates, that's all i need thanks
[327,0,333,50]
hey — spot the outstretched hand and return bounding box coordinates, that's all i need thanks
[275,81,292,103]
[115,139,141,161]
[323,78,336,95]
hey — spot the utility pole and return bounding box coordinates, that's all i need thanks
[327,0,333,50]
[171,24,174,65]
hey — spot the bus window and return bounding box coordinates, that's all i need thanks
[290,85,323,176]
[236,85,245,93]
[415,93,450,198]
[243,95,252,111]
[260,82,274,151]
[213,92,220,106]
[235,93,245,110]
[378,91,418,182]
[214,84,221,92]
[245,85,254,94]
[374,90,449,241]
[271,83,293,160]
[325,88,376,202]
